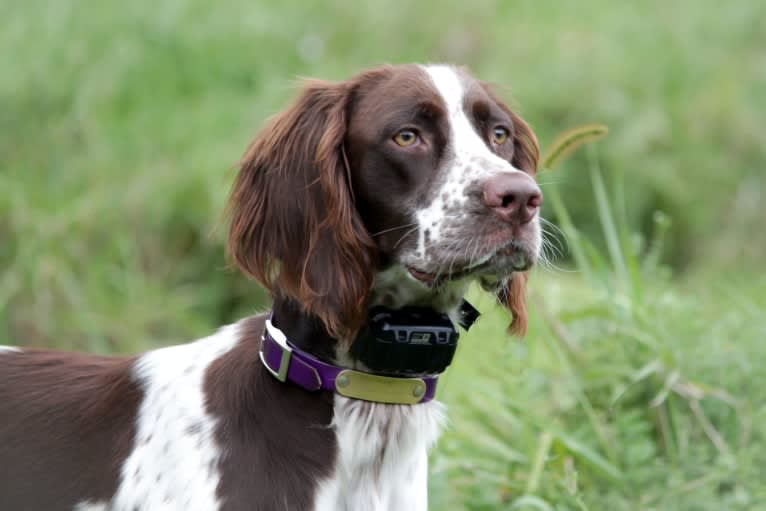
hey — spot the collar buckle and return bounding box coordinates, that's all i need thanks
[260,319,292,382]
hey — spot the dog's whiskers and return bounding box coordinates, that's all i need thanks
[393,225,420,249]
[371,223,418,238]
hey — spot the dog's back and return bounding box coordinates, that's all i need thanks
[0,316,339,511]
[0,347,139,510]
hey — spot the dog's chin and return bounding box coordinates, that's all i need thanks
[372,242,535,311]
[405,241,536,288]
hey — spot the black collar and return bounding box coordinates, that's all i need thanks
[271,297,480,377]
[349,299,480,376]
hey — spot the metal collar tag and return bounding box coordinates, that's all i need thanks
[334,369,427,404]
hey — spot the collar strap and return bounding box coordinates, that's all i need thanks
[259,319,438,404]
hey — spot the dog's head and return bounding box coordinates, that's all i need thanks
[228,64,541,341]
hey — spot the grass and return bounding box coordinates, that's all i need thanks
[430,147,766,510]
[1,0,765,509]
[433,271,766,510]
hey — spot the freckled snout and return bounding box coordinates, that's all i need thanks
[481,173,542,224]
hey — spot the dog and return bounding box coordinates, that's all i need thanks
[0,63,542,510]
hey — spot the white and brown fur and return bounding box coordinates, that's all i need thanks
[0,64,542,510]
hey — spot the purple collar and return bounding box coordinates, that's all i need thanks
[260,319,439,404]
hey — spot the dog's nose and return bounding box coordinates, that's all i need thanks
[482,173,542,224]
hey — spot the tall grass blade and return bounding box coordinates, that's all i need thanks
[510,495,555,511]
[554,433,623,484]
[526,431,553,494]
[540,124,609,171]
[587,144,630,292]
[543,185,594,280]
[539,123,608,281]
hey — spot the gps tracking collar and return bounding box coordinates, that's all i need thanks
[259,300,480,404]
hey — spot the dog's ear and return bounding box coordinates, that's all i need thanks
[479,82,540,176]
[508,109,539,176]
[497,272,528,336]
[228,79,376,341]
[501,111,538,336]
[479,84,539,337]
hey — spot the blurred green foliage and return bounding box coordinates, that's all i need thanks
[432,146,766,510]
[1,1,765,509]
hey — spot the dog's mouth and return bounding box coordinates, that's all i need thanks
[406,241,534,287]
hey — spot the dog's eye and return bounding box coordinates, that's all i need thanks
[492,126,509,145]
[393,129,419,147]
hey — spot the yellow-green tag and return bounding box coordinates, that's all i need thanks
[334,369,427,404]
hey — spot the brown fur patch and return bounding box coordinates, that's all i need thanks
[205,315,337,510]
[0,350,141,509]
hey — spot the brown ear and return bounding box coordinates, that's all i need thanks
[479,82,540,176]
[481,84,539,336]
[227,79,376,341]
[508,109,539,176]
[498,272,529,336]
[502,111,538,336]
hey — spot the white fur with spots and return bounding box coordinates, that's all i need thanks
[107,324,241,511]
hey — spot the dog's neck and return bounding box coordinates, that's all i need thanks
[270,297,338,363]
[270,266,473,369]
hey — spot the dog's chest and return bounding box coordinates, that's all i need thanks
[313,396,445,511]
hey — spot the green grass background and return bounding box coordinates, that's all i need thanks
[2,1,765,509]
